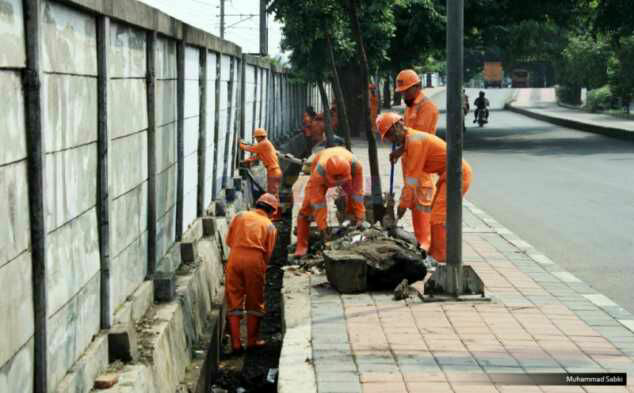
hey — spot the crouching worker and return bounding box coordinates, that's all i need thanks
[375,112,473,264]
[225,193,279,353]
[295,147,365,257]
[240,128,282,195]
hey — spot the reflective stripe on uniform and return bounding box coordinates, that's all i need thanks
[416,204,432,212]
[408,132,427,141]
[312,202,327,210]
[352,194,364,203]
[316,164,325,177]
[406,177,418,186]
[228,309,243,316]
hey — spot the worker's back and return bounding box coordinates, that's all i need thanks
[226,209,276,256]
[404,90,439,134]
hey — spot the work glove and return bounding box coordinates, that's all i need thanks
[396,206,406,221]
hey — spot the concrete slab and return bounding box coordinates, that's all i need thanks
[46,208,100,316]
[0,252,33,368]
[584,294,619,308]
[109,21,146,79]
[184,80,200,119]
[155,80,177,126]
[45,143,97,231]
[155,37,176,80]
[155,206,176,262]
[110,131,148,197]
[47,273,101,391]
[0,161,30,267]
[0,337,33,393]
[183,150,198,194]
[41,0,97,75]
[110,232,148,311]
[182,189,198,235]
[184,46,199,81]
[109,79,148,139]
[43,74,98,153]
[110,182,148,257]
[113,280,154,326]
[154,123,177,174]
[53,334,108,393]
[0,71,26,166]
[0,0,26,67]
[183,116,199,156]
[155,165,177,217]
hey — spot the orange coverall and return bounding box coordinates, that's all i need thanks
[225,209,277,316]
[240,139,282,195]
[402,89,439,250]
[399,127,472,262]
[295,147,365,256]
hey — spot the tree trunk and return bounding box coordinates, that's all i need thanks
[339,65,364,138]
[326,33,352,150]
[382,76,391,108]
[317,80,335,147]
[345,0,384,222]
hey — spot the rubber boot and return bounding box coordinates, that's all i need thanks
[247,315,266,349]
[294,215,310,257]
[228,315,243,353]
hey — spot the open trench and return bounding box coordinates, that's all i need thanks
[208,134,308,393]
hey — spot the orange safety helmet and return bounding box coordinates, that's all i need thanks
[254,128,267,138]
[375,112,402,141]
[325,155,351,183]
[256,193,279,215]
[395,69,420,92]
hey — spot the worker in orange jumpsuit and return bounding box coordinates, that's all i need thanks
[393,69,439,251]
[294,147,365,257]
[225,193,279,353]
[376,112,473,263]
[302,106,316,139]
[240,128,282,195]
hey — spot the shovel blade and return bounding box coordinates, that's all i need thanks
[382,193,396,228]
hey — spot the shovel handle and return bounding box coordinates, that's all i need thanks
[389,142,396,195]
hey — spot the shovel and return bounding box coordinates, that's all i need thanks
[382,142,397,228]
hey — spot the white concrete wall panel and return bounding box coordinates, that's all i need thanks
[0,72,26,165]
[182,190,197,233]
[110,132,148,198]
[0,0,26,67]
[43,74,98,153]
[219,54,230,82]
[155,207,176,263]
[45,144,97,232]
[156,80,177,127]
[184,46,199,81]
[111,182,148,258]
[0,338,33,393]
[46,209,99,317]
[47,274,100,391]
[109,22,146,79]
[156,37,176,80]
[0,145,30,269]
[184,80,200,119]
[110,231,148,313]
[215,81,228,191]
[0,252,33,369]
[155,165,177,219]
[183,117,199,157]
[155,123,177,174]
[109,79,148,139]
[41,1,97,75]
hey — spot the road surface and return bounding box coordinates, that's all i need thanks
[434,109,634,313]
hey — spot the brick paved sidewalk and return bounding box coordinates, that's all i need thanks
[279,140,634,393]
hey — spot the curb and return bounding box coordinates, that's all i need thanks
[506,104,634,141]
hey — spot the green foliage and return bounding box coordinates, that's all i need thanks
[607,35,634,104]
[595,0,634,41]
[556,85,582,106]
[585,85,614,112]
[560,34,611,90]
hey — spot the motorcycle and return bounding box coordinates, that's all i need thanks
[475,108,488,127]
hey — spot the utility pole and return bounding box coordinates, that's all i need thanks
[220,0,225,39]
[259,0,268,55]
[446,0,464,297]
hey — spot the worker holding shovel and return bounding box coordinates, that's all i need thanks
[375,113,473,264]
[294,147,365,257]
[393,69,440,251]
[239,128,282,196]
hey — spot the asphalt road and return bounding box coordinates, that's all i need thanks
[436,110,634,313]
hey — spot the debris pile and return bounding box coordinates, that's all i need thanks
[293,224,427,294]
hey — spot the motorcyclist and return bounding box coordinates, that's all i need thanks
[473,91,490,123]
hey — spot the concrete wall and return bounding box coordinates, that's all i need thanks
[0,0,309,391]
[0,1,33,391]
[108,21,149,316]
